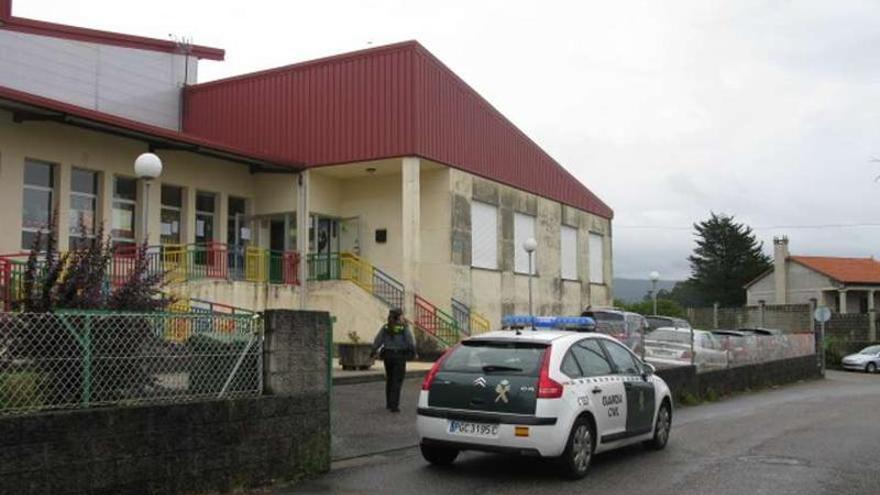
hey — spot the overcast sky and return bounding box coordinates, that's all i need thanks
[17,1,880,280]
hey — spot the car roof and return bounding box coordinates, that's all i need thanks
[469,329,617,345]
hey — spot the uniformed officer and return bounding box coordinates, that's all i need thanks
[371,308,416,413]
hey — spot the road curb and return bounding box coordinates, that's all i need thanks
[333,369,428,386]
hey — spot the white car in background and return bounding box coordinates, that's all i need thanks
[841,345,880,373]
[416,323,673,479]
[645,327,728,371]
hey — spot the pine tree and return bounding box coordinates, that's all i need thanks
[685,213,771,307]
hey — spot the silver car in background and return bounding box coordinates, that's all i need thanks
[841,345,880,373]
[644,327,729,371]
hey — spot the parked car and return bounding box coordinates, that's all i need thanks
[710,330,760,365]
[417,326,673,479]
[841,345,880,373]
[645,316,691,331]
[644,327,728,371]
[581,309,647,354]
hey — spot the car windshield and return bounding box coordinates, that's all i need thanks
[647,329,692,344]
[859,346,880,355]
[585,311,624,322]
[441,341,546,376]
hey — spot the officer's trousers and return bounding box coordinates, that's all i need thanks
[383,355,407,410]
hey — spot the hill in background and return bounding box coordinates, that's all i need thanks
[613,278,679,304]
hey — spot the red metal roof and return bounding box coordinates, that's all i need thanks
[0,84,300,170]
[0,0,223,60]
[183,41,613,219]
[790,256,880,285]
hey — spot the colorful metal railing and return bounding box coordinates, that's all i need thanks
[0,243,300,311]
[451,298,491,336]
[414,295,466,346]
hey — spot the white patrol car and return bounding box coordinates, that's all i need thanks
[416,317,673,479]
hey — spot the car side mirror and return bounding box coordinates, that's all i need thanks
[642,362,656,376]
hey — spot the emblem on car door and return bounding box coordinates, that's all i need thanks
[473,377,487,388]
[495,379,510,403]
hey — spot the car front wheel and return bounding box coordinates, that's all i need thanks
[420,442,459,466]
[560,417,595,479]
[867,362,877,374]
[644,401,672,450]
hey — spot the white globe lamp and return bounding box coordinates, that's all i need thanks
[134,152,163,179]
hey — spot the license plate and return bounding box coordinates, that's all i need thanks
[447,420,499,438]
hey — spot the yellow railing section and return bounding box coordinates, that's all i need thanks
[245,247,267,282]
[470,313,491,334]
[162,244,188,283]
[339,252,373,292]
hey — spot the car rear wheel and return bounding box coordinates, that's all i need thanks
[644,401,672,450]
[560,417,595,480]
[420,443,459,466]
[867,362,877,374]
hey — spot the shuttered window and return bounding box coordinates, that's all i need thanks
[561,225,578,280]
[471,202,498,269]
[589,233,605,284]
[514,212,536,274]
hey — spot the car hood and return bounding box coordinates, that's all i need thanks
[842,354,871,362]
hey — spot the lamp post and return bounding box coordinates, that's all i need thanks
[134,152,163,244]
[649,270,660,316]
[523,238,537,328]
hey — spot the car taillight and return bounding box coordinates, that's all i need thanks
[537,346,563,399]
[421,345,457,391]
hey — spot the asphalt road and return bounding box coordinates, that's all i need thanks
[291,370,880,495]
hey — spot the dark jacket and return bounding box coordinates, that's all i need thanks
[372,322,416,358]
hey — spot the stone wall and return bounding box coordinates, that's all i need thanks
[0,395,329,495]
[826,313,871,342]
[0,309,332,495]
[656,354,821,405]
[687,304,812,333]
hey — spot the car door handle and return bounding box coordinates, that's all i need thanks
[591,387,602,394]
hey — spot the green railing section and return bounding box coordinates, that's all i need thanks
[0,311,263,415]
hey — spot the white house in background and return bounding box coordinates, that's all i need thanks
[746,237,880,331]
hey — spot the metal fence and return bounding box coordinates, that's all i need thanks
[0,311,263,415]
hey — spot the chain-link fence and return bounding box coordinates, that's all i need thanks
[0,311,263,415]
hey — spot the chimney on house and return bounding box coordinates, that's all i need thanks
[0,0,11,21]
[773,236,789,304]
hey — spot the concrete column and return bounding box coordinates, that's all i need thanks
[839,289,847,314]
[56,162,71,251]
[401,157,421,318]
[181,186,196,244]
[296,171,310,309]
[773,236,789,304]
[869,290,876,341]
[217,192,229,245]
[263,309,331,396]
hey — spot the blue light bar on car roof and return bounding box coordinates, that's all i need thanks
[501,315,596,330]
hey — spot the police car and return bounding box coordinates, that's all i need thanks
[416,316,673,479]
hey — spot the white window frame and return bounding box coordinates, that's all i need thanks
[561,225,578,281]
[160,184,183,245]
[589,232,605,284]
[514,212,536,275]
[112,175,138,246]
[69,167,99,247]
[21,159,57,249]
[471,201,498,270]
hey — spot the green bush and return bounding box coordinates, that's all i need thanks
[0,371,43,409]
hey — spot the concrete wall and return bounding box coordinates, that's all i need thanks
[448,169,613,327]
[0,29,195,130]
[0,309,332,495]
[748,262,834,305]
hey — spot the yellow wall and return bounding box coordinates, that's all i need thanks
[0,109,271,252]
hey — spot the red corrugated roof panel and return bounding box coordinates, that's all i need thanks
[790,256,880,284]
[184,41,612,219]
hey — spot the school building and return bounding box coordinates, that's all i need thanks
[0,0,614,345]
